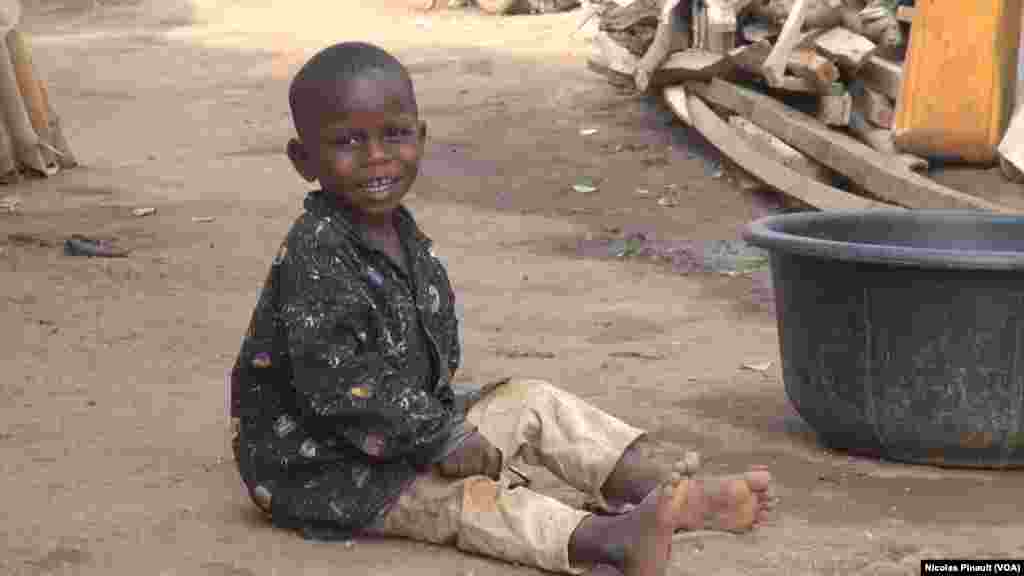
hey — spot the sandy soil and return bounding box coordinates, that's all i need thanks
[3,1,1024,574]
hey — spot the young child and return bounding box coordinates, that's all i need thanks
[229,41,774,576]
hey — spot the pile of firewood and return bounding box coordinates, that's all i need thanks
[586,0,1015,213]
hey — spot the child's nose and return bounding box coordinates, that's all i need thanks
[365,137,392,162]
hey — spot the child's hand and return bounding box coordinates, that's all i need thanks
[438,430,502,480]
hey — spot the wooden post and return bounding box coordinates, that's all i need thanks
[635,0,687,92]
[7,29,56,170]
[762,0,810,87]
[0,29,50,175]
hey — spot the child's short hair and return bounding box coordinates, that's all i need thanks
[288,42,416,134]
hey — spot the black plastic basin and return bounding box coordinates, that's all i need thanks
[744,209,1024,469]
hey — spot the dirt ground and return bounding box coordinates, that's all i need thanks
[3,1,1024,574]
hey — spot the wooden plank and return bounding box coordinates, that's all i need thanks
[657,50,734,83]
[849,109,928,173]
[728,115,834,184]
[589,37,733,88]
[774,76,818,94]
[666,84,889,211]
[858,55,902,100]
[788,48,839,92]
[892,0,1021,165]
[817,88,852,126]
[813,27,877,72]
[689,78,1013,212]
[763,0,811,87]
[663,82,691,125]
[851,82,894,128]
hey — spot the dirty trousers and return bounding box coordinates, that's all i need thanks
[367,379,646,575]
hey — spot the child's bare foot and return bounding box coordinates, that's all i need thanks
[598,446,701,513]
[571,468,773,576]
[613,476,688,576]
[675,466,774,533]
[570,475,689,576]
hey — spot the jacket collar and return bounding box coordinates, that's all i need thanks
[303,189,433,255]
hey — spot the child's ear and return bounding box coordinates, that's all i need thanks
[417,120,428,146]
[287,138,317,183]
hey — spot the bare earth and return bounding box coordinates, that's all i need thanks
[3,1,1024,574]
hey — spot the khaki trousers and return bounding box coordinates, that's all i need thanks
[368,379,646,575]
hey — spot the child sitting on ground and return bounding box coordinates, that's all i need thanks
[229,41,774,576]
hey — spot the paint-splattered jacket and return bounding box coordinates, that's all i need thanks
[230,190,463,540]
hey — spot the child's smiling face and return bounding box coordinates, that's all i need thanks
[288,68,426,222]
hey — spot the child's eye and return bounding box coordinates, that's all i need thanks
[383,127,416,142]
[334,134,364,147]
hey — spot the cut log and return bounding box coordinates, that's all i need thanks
[657,50,733,82]
[850,81,894,128]
[476,0,524,14]
[747,0,842,30]
[599,0,659,56]
[728,40,772,76]
[803,0,844,29]
[856,54,902,100]
[704,0,744,53]
[688,78,1011,212]
[727,40,820,94]
[635,0,689,92]
[787,48,839,93]
[848,109,927,173]
[817,87,852,126]
[742,21,780,43]
[813,27,876,72]
[601,0,658,31]
[590,34,733,88]
[775,76,818,94]
[856,1,906,58]
[762,0,811,87]
[668,85,888,211]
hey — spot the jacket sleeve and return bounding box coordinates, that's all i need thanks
[444,276,461,381]
[278,231,453,462]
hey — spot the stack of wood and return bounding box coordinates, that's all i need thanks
[587,0,1014,212]
[0,1,76,186]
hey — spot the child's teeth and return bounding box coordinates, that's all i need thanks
[367,177,396,188]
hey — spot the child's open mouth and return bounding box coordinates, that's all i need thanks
[362,176,401,196]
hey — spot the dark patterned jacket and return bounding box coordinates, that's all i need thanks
[230,190,463,540]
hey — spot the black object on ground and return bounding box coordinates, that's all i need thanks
[64,235,130,258]
[745,209,1024,469]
